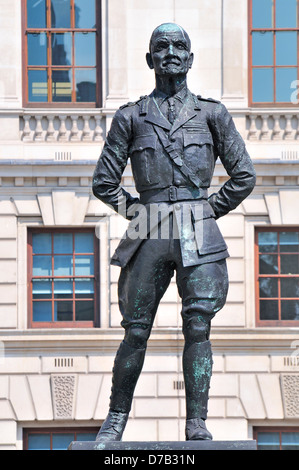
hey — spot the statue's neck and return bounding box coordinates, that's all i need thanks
[155,74,187,97]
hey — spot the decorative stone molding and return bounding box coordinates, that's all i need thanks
[20,113,104,143]
[281,374,299,418]
[246,112,299,142]
[51,374,77,420]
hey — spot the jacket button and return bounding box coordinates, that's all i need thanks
[170,137,176,142]
[175,204,181,210]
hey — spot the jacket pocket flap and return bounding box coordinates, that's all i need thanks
[191,202,215,221]
[184,132,213,147]
[130,134,157,152]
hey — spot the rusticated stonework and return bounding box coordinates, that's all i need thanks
[51,374,77,420]
[281,374,299,418]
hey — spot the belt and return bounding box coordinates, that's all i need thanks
[139,186,208,204]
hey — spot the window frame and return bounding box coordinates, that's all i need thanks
[21,0,102,108]
[23,427,98,450]
[248,0,299,107]
[253,427,299,450]
[27,227,100,329]
[255,226,299,327]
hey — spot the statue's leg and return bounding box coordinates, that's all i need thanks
[96,238,174,442]
[177,259,229,440]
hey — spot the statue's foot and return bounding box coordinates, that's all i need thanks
[96,410,129,442]
[185,417,213,441]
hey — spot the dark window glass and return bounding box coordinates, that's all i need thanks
[24,0,98,105]
[29,230,97,327]
[25,429,98,450]
[250,0,299,105]
[27,0,47,28]
[257,229,299,325]
[255,429,299,450]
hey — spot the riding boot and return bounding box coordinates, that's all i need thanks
[96,340,146,442]
[183,339,213,440]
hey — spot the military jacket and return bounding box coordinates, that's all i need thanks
[92,89,256,268]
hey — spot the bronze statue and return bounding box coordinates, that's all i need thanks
[92,23,255,441]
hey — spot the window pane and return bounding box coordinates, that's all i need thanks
[276,32,297,66]
[52,69,72,102]
[54,301,73,321]
[252,32,273,66]
[32,233,52,254]
[33,280,52,299]
[75,33,96,66]
[75,233,94,253]
[28,70,48,102]
[75,69,96,102]
[281,278,299,297]
[260,299,278,320]
[52,33,72,65]
[75,279,94,296]
[54,279,73,298]
[75,301,94,321]
[281,255,299,274]
[276,68,298,103]
[28,33,47,66]
[259,277,278,298]
[281,300,299,320]
[75,0,96,28]
[258,232,278,252]
[27,0,47,28]
[28,433,51,450]
[33,301,52,322]
[52,433,74,450]
[33,255,52,276]
[276,0,297,28]
[280,232,299,252]
[252,0,273,28]
[51,0,71,28]
[257,432,280,450]
[259,254,278,274]
[54,256,73,276]
[281,432,299,450]
[74,255,94,276]
[54,233,73,254]
[252,68,274,103]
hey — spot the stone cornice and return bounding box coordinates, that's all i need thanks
[0,327,299,354]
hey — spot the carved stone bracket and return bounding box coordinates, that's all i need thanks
[51,374,77,420]
[280,374,299,418]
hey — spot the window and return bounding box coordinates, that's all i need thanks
[254,427,299,450]
[28,229,99,328]
[23,428,98,450]
[22,0,101,107]
[256,228,299,326]
[249,0,299,106]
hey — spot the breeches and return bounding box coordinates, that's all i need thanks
[118,232,229,349]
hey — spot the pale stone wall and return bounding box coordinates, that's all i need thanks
[0,0,299,450]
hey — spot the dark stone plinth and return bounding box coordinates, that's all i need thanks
[68,440,257,451]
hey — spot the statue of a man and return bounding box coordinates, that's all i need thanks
[92,23,255,441]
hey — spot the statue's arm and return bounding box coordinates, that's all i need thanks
[208,103,256,219]
[92,109,140,220]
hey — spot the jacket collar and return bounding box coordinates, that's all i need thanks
[143,89,200,134]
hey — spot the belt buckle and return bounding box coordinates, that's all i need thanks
[169,186,177,202]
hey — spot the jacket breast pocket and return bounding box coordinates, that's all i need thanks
[183,132,214,180]
[130,135,159,186]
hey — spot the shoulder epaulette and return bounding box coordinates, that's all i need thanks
[119,95,148,110]
[197,95,220,104]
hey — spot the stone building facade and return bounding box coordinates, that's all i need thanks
[1,0,299,450]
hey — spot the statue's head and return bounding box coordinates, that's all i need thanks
[146,23,194,77]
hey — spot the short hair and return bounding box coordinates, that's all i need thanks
[149,23,191,52]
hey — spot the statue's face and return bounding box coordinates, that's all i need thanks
[147,25,193,77]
